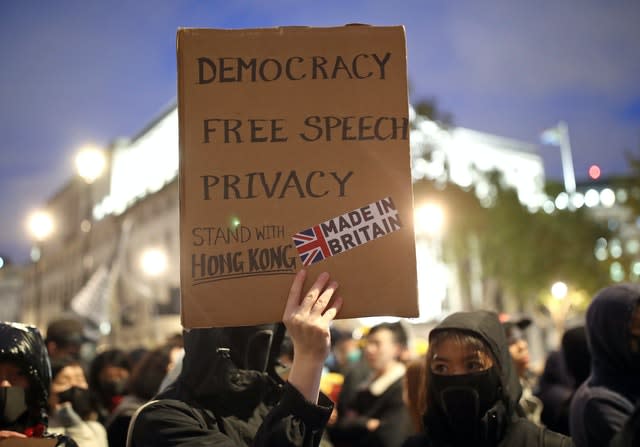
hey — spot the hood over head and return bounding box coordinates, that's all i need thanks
[175,324,284,406]
[429,310,522,411]
[0,322,51,430]
[423,311,522,446]
[585,284,640,395]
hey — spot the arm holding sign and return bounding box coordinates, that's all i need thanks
[130,270,342,447]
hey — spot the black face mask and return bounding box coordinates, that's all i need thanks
[100,380,127,399]
[429,367,502,444]
[225,325,276,372]
[57,387,93,419]
[0,386,28,429]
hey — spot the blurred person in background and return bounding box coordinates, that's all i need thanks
[328,328,363,375]
[329,322,412,447]
[105,344,176,447]
[403,311,572,447]
[536,326,590,436]
[45,318,89,364]
[403,355,426,434]
[48,357,107,447]
[88,349,131,424]
[570,284,640,447]
[502,315,544,424]
[0,321,78,445]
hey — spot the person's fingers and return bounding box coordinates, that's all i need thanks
[299,272,330,313]
[310,281,338,315]
[321,296,343,322]
[283,269,307,317]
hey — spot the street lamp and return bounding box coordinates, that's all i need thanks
[140,248,168,278]
[26,209,54,328]
[550,281,568,300]
[27,210,54,243]
[74,145,106,282]
[546,281,572,346]
[75,145,106,184]
[139,247,168,345]
[414,202,445,237]
[413,202,449,320]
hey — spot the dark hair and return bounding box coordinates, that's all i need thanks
[88,349,131,392]
[127,345,173,400]
[368,322,408,348]
[50,356,84,382]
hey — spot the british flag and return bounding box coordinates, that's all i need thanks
[292,225,331,266]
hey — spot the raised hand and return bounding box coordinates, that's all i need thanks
[283,270,343,403]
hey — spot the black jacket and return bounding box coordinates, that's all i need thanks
[570,284,640,447]
[402,311,573,447]
[329,363,412,447]
[130,326,332,446]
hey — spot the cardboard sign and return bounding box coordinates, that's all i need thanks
[177,25,418,327]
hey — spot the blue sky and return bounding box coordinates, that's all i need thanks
[1,0,639,264]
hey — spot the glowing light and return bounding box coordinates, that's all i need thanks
[584,189,600,207]
[600,189,615,207]
[610,262,625,282]
[610,239,623,258]
[588,165,601,180]
[0,257,4,269]
[551,281,568,300]
[626,239,639,255]
[75,145,106,184]
[27,210,54,242]
[140,248,168,277]
[555,192,569,210]
[594,247,608,261]
[414,203,445,237]
[571,193,584,209]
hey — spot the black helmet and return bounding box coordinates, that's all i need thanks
[0,322,51,427]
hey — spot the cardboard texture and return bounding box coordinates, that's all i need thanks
[177,25,418,327]
[0,438,58,447]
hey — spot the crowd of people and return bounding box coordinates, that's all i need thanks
[1,270,639,446]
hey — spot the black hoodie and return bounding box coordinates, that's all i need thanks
[403,311,572,447]
[130,325,333,446]
[569,284,640,447]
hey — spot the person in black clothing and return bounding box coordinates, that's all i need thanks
[130,270,343,446]
[536,326,590,436]
[0,321,77,446]
[569,284,640,447]
[88,349,131,424]
[403,310,572,447]
[329,322,412,447]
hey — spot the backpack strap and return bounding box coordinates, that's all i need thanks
[542,427,572,447]
[125,399,159,447]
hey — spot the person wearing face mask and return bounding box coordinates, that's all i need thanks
[48,357,107,447]
[402,310,572,447]
[88,349,131,424]
[0,321,77,446]
[569,284,640,447]
[130,270,343,447]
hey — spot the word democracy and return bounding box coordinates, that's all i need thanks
[197,52,392,83]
